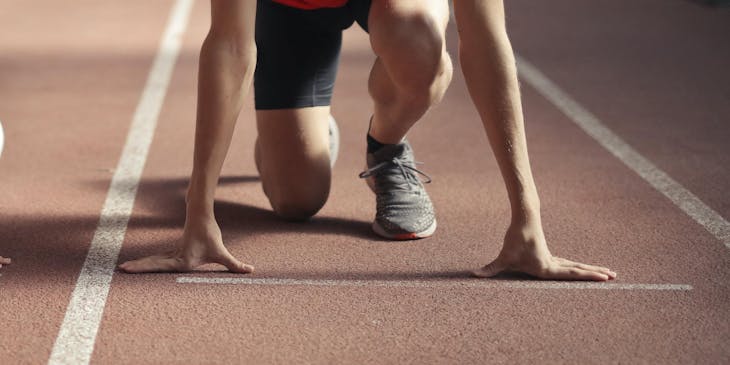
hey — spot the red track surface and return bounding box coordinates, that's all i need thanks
[1,1,728,364]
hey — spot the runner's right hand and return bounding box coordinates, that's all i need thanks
[118,218,253,274]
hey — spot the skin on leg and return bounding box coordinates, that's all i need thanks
[255,107,332,221]
[367,0,453,144]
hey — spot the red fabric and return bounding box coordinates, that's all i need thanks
[272,0,348,9]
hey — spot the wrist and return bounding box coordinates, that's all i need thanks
[185,174,217,209]
[510,192,541,225]
[184,204,217,232]
[185,189,215,218]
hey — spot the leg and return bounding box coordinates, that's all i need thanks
[252,0,348,221]
[367,0,453,143]
[357,0,451,239]
[255,107,331,221]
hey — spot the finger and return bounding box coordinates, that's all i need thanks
[556,257,617,279]
[0,256,10,265]
[543,266,610,281]
[118,256,186,274]
[571,263,616,279]
[214,251,254,274]
[472,258,506,278]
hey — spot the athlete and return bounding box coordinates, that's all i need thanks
[119,0,616,281]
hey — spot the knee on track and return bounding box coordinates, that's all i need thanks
[269,193,328,221]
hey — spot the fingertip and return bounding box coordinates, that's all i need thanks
[227,261,254,274]
[118,261,140,274]
[472,263,501,278]
[471,268,489,278]
[598,269,617,280]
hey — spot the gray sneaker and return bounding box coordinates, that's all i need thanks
[359,140,436,240]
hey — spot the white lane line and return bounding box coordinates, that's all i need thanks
[47,1,194,364]
[516,56,730,250]
[176,277,693,291]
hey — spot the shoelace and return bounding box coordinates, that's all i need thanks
[358,157,432,191]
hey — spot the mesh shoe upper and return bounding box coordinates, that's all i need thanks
[359,140,435,236]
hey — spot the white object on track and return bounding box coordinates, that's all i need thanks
[0,120,4,158]
[329,114,339,167]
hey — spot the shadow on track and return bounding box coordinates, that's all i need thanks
[0,175,376,280]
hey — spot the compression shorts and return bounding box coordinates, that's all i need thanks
[254,0,371,110]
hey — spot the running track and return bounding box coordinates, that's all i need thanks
[0,1,728,364]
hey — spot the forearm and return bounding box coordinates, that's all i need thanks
[186,34,256,216]
[455,1,540,223]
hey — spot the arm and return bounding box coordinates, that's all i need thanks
[453,0,615,280]
[119,0,257,273]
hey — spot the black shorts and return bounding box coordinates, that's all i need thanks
[254,0,371,110]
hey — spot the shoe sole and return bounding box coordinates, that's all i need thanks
[372,219,437,240]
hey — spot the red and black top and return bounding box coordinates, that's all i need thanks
[272,0,348,9]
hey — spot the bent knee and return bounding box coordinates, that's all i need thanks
[374,53,453,107]
[263,173,330,221]
[269,192,328,221]
[371,2,448,62]
[371,12,452,101]
[373,15,445,66]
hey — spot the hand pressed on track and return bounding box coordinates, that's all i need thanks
[118,220,253,274]
[0,256,10,269]
[473,221,616,281]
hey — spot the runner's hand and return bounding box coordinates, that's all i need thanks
[118,219,253,274]
[0,256,10,269]
[473,221,616,281]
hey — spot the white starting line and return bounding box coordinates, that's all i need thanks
[176,277,693,291]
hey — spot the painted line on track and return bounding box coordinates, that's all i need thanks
[47,1,194,364]
[177,277,693,291]
[515,56,730,250]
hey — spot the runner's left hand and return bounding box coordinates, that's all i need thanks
[473,221,616,281]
